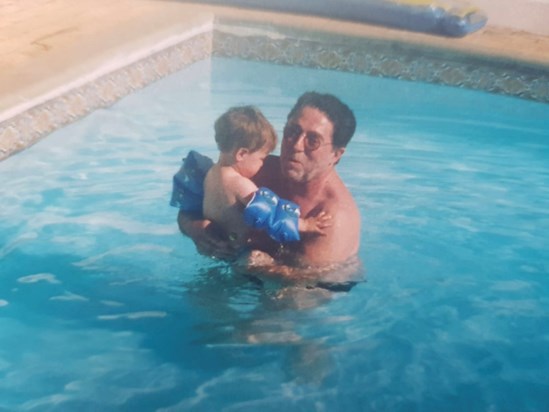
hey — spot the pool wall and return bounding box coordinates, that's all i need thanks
[1,14,548,161]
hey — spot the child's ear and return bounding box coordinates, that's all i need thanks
[235,147,249,161]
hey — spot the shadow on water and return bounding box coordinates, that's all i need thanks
[1,248,365,409]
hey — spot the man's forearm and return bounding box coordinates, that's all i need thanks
[177,210,206,238]
[233,249,364,287]
[177,210,240,260]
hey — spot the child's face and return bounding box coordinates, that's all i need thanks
[237,146,271,178]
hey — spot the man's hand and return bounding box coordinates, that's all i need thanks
[232,250,294,280]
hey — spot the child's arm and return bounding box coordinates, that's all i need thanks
[298,211,332,236]
[234,177,259,207]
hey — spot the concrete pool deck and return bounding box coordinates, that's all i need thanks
[1,0,548,158]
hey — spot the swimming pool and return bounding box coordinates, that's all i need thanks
[1,57,548,410]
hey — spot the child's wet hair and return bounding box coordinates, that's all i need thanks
[214,106,277,153]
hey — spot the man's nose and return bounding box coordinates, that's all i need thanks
[289,132,307,152]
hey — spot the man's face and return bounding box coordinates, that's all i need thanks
[280,106,344,183]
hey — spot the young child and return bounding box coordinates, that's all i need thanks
[203,105,331,249]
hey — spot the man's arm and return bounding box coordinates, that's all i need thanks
[177,210,240,260]
[232,250,364,287]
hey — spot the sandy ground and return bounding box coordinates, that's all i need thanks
[1,0,548,120]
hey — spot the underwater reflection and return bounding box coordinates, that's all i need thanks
[182,262,365,385]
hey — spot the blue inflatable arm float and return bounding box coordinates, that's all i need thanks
[170,150,214,213]
[243,187,301,243]
[194,0,487,37]
[269,199,301,243]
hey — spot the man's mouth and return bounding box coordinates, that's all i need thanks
[285,156,301,165]
[285,160,302,171]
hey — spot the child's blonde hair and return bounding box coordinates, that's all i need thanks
[214,106,277,153]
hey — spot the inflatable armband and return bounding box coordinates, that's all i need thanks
[269,199,301,243]
[170,150,214,213]
[244,187,301,243]
[243,187,279,229]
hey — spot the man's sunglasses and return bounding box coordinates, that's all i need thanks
[283,124,332,152]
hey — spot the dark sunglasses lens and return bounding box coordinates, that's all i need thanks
[284,125,301,140]
[305,134,322,151]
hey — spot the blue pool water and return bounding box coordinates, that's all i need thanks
[1,57,548,411]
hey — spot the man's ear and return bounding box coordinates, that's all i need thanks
[333,147,345,165]
[235,147,249,162]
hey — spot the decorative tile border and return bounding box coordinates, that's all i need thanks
[212,23,549,104]
[1,20,548,161]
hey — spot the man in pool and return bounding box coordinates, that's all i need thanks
[176,92,361,285]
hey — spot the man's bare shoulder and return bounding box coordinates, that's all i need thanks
[325,173,359,212]
[332,188,360,235]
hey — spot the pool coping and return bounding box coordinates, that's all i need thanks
[1,4,548,161]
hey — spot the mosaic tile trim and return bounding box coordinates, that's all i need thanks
[212,26,549,104]
[0,32,212,161]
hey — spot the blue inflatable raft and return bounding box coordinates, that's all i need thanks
[195,0,487,37]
